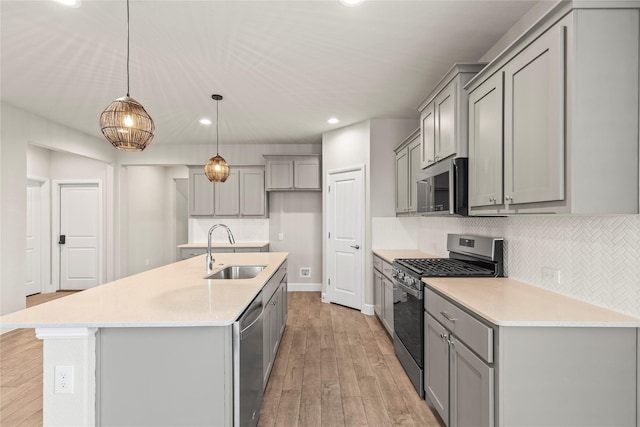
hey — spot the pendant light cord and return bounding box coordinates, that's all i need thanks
[126,0,130,97]
[216,98,219,155]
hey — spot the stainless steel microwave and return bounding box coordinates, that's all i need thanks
[417,157,468,216]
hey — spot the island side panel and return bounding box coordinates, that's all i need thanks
[97,326,233,426]
[496,326,637,427]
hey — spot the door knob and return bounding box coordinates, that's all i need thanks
[351,245,360,250]
[58,235,66,245]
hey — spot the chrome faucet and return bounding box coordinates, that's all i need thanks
[206,224,236,274]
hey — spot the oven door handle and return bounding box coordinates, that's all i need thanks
[393,278,423,300]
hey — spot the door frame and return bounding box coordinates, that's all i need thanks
[26,177,51,295]
[325,164,366,312]
[52,180,104,291]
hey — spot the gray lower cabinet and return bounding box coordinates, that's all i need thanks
[382,276,394,334]
[424,285,638,427]
[424,296,493,427]
[373,269,383,317]
[373,254,394,336]
[262,266,287,390]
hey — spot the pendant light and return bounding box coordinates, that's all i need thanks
[99,0,155,152]
[204,94,230,182]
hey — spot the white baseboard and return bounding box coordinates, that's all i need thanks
[361,303,375,316]
[287,282,322,292]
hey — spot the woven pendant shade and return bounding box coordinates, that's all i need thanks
[203,94,230,182]
[100,96,155,152]
[205,155,230,182]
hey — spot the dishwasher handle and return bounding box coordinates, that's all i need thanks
[240,300,264,338]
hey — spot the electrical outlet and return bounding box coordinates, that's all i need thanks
[54,365,74,394]
[278,232,284,241]
[542,267,560,286]
[300,267,311,278]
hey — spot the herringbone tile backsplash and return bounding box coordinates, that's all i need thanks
[373,215,640,318]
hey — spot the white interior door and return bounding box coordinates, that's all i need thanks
[26,182,42,296]
[326,166,364,310]
[59,184,101,290]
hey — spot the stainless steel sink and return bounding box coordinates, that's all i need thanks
[206,265,266,280]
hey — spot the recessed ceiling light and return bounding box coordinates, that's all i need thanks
[328,117,340,124]
[199,118,212,125]
[55,0,81,8]
[339,0,364,7]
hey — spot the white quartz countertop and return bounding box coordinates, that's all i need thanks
[0,252,288,329]
[177,241,269,249]
[373,249,437,264]
[423,277,640,327]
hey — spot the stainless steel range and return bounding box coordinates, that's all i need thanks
[392,234,504,398]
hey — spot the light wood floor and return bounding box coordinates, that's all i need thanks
[1,291,76,426]
[258,292,440,427]
[1,291,440,427]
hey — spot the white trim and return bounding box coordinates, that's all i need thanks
[36,327,98,340]
[287,282,322,292]
[52,180,104,291]
[27,176,53,294]
[361,303,375,316]
[325,164,366,310]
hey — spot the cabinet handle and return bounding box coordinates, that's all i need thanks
[440,311,456,322]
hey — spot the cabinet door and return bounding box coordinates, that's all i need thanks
[262,300,275,390]
[269,293,280,363]
[240,167,266,216]
[421,103,436,168]
[425,313,449,426]
[294,157,320,190]
[266,159,294,190]
[435,81,457,162]
[214,169,239,216]
[450,336,494,427]
[408,136,421,212]
[503,25,565,206]
[469,72,504,208]
[189,168,214,216]
[382,277,394,335]
[395,148,409,213]
[278,280,287,337]
[373,269,383,318]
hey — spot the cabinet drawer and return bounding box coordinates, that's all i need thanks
[373,255,383,272]
[425,287,494,363]
[381,260,394,281]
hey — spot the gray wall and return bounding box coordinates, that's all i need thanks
[268,192,322,286]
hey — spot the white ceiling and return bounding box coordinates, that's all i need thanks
[1,0,538,147]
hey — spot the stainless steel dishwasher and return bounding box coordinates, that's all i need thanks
[233,292,264,427]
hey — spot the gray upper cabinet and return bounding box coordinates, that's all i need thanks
[503,24,565,208]
[188,166,266,217]
[264,155,321,191]
[467,5,640,215]
[214,169,240,216]
[239,167,266,216]
[418,63,485,169]
[468,72,503,208]
[395,129,421,214]
[395,147,409,213]
[189,168,215,216]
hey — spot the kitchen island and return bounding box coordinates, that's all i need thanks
[0,252,288,426]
